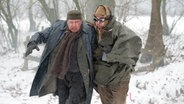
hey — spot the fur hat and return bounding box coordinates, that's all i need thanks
[67,10,82,20]
[94,5,112,18]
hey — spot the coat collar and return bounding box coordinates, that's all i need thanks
[105,17,116,30]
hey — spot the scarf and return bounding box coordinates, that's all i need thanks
[51,30,80,79]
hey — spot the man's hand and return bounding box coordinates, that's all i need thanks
[102,45,112,53]
[25,42,40,57]
[93,46,103,61]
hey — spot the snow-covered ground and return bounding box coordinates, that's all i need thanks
[0,16,184,104]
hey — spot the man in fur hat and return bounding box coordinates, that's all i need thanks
[25,10,97,104]
[92,5,142,104]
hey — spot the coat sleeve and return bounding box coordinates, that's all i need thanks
[90,26,98,55]
[28,20,64,45]
[106,24,142,66]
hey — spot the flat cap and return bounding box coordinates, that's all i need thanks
[67,10,82,20]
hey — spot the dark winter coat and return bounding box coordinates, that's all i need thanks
[28,20,97,104]
[94,17,142,87]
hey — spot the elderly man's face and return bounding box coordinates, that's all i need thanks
[67,19,82,33]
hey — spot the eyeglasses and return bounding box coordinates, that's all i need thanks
[93,18,107,22]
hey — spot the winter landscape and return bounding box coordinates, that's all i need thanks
[0,0,184,104]
[0,15,184,104]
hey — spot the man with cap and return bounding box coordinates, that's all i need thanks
[92,5,142,104]
[25,10,97,104]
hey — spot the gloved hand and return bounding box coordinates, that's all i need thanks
[93,46,103,61]
[102,45,112,53]
[25,41,40,57]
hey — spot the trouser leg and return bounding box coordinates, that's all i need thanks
[97,85,113,104]
[68,72,86,104]
[97,74,130,104]
[57,79,69,104]
[111,64,131,104]
[112,79,130,104]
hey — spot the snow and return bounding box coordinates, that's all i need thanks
[127,62,184,104]
[0,16,184,104]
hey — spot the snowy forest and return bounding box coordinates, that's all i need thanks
[0,0,184,104]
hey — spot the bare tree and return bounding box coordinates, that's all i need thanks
[140,0,165,70]
[0,0,18,51]
[28,0,37,31]
[161,0,184,36]
[73,0,81,11]
[0,19,11,54]
[115,0,147,24]
[116,0,131,23]
[161,0,169,36]
[38,0,59,24]
[168,0,184,34]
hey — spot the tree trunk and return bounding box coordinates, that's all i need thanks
[0,0,18,51]
[38,0,59,24]
[161,0,169,36]
[140,0,165,69]
[28,0,37,32]
[73,0,81,11]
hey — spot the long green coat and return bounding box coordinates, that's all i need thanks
[94,17,142,87]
